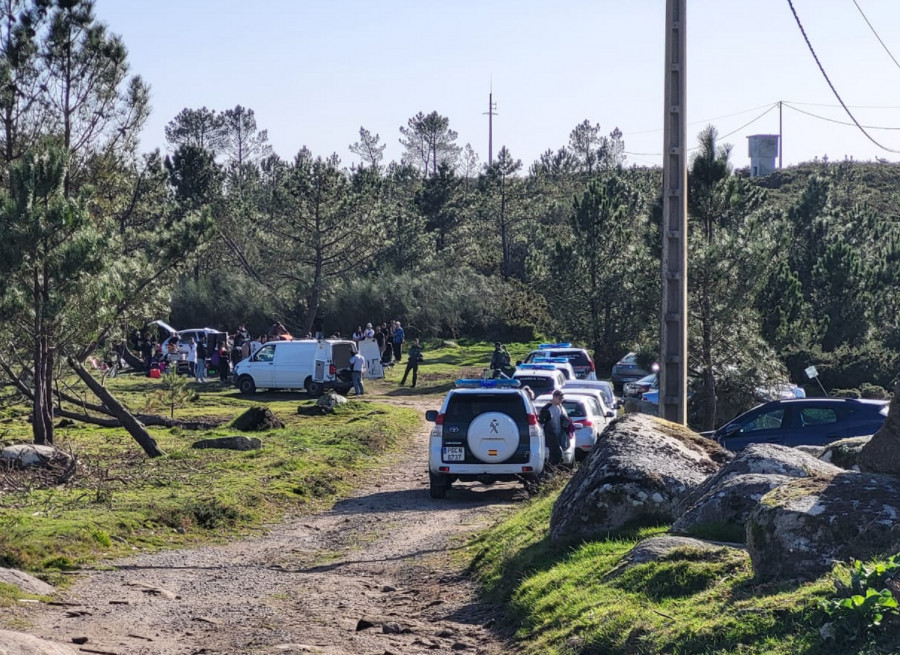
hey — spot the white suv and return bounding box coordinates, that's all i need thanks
[425,379,546,498]
[522,343,597,380]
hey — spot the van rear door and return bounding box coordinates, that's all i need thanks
[358,340,384,379]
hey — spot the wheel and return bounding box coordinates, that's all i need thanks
[429,472,447,499]
[304,377,312,393]
[237,375,256,395]
[307,380,323,397]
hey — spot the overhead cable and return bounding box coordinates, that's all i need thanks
[786,0,900,153]
[851,0,900,76]
[783,102,900,130]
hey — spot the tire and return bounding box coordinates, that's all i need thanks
[304,377,312,393]
[524,476,542,496]
[429,472,447,499]
[307,380,323,397]
[237,375,256,395]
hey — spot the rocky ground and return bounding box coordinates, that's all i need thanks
[14,396,525,655]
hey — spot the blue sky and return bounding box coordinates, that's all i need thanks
[95,0,900,171]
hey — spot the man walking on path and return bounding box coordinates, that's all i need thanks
[538,389,572,468]
[392,321,405,362]
[349,349,367,395]
[400,339,423,388]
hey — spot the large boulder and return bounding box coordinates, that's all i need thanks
[549,414,730,544]
[819,436,871,470]
[747,472,900,581]
[675,443,842,525]
[671,473,797,542]
[856,383,899,474]
[0,630,79,654]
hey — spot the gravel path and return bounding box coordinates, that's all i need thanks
[19,396,524,655]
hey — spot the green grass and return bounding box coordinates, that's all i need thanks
[0,374,419,578]
[465,486,867,655]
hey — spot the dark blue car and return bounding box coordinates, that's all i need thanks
[712,398,889,450]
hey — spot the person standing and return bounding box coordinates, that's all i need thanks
[195,335,208,383]
[538,389,572,467]
[218,344,230,382]
[349,349,367,395]
[352,325,364,343]
[186,337,197,381]
[490,342,513,378]
[400,339,423,388]
[392,321,405,362]
[363,323,375,339]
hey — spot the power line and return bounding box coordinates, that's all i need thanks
[783,102,900,130]
[623,102,777,136]
[786,0,900,153]
[623,103,778,158]
[851,0,900,76]
[786,100,900,110]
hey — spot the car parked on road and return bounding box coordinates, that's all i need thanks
[425,379,546,498]
[611,352,651,388]
[624,373,657,399]
[521,344,597,380]
[563,379,618,410]
[512,365,567,398]
[709,398,889,450]
[537,391,615,461]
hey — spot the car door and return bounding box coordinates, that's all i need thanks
[248,344,277,388]
[787,404,846,447]
[719,405,792,450]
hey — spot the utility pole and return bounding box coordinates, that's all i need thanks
[659,0,688,424]
[485,84,498,165]
[778,100,783,169]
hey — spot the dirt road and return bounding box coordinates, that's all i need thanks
[20,396,523,654]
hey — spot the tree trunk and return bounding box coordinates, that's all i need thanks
[66,356,165,458]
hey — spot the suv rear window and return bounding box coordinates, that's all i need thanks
[445,393,528,423]
[553,351,590,367]
[562,400,588,417]
[514,376,555,397]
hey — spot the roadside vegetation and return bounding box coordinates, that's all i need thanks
[467,486,900,655]
[0,374,418,582]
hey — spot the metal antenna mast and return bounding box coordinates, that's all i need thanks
[485,82,498,165]
[659,0,688,424]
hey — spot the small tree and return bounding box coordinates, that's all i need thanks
[151,367,196,419]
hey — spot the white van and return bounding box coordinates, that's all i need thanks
[233,338,383,396]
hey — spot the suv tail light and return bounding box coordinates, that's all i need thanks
[579,420,593,427]
[435,413,445,425]
[589,360,596,372]
[329,364,336,375]
[527,414,538,426]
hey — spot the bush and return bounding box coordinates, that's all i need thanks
[169,269,276,335]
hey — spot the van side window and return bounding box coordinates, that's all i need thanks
[255,345,276,362]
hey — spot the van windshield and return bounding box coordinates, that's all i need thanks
[253,344,276,362]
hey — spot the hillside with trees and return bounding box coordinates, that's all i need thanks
[0,0,898,436]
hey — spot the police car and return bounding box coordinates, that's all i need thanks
[425,379,547,498]
[511,364,567,398]
[521,343,597,380]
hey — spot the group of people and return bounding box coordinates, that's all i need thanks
[347,320,422,389]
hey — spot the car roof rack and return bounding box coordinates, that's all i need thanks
[538,342,572,349]
[455,378,522,389]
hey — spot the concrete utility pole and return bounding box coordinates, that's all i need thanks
[659,0,688,424]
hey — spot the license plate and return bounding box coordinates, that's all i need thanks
[443,446,465,462]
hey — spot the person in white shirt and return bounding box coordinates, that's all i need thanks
[349,350,367,395]
[363,323,375,339]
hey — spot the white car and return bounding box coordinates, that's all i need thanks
[529,356,577,381]
[425,379,547,498]
[512,366,567,398]
[150,320,227,358]
[554,390,616,458]
[522,343,597,380]
[532,394,578,468]
[563,379,618,410]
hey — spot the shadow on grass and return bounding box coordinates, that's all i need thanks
[384,382,454,397]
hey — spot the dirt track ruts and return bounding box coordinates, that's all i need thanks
[18,395,525,655]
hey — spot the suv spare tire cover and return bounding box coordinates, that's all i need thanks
[467,412,520,463]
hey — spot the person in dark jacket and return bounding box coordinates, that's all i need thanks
[392,321,405,362]
[490,342,513,378]
[400,339,423,387]
[538,390,572,467]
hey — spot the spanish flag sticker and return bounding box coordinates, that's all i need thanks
[488,449,498,456]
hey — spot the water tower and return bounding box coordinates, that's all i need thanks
[747,134,779,177]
